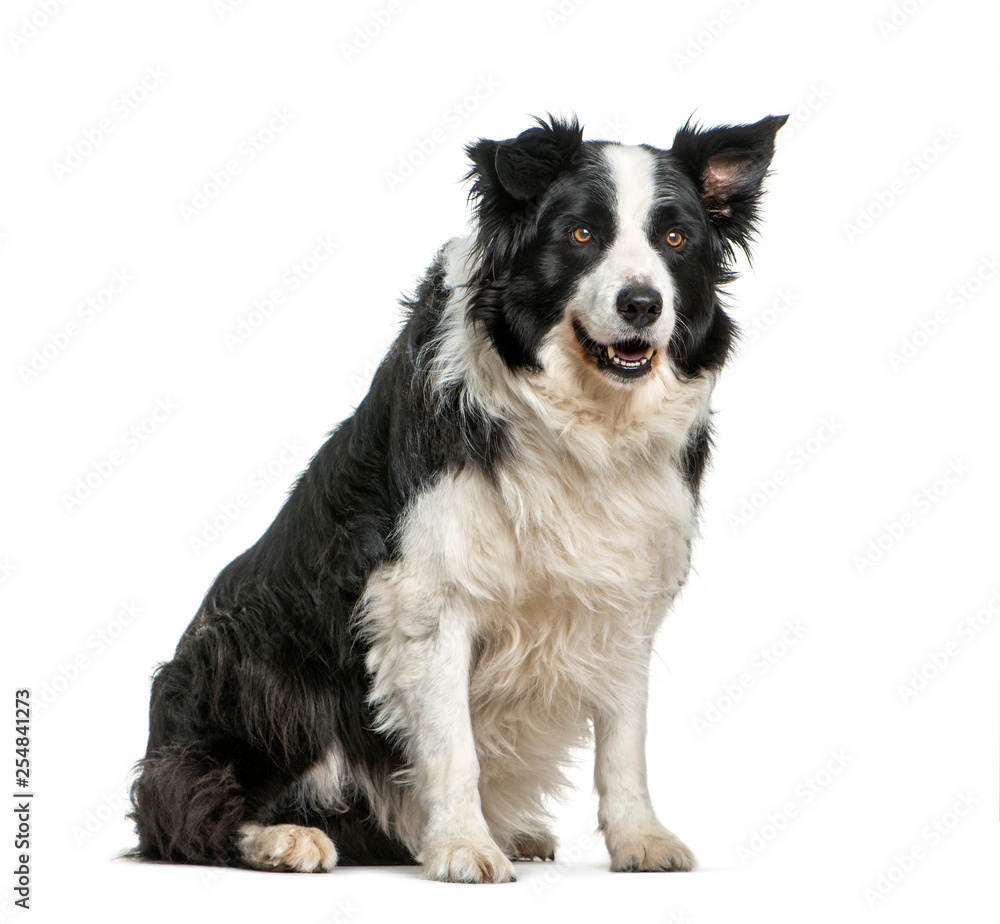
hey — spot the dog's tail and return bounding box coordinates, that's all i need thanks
[128,745,247,866]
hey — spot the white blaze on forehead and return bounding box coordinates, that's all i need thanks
[600,144,673,290]
[603,143,658,237]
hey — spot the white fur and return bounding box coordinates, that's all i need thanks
[325,146,713,880]
[593,639,695,871]
[570,145,677,349]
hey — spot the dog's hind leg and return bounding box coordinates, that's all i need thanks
[130,638,343,871]
[129,745,250,867]
[130,745,340,871]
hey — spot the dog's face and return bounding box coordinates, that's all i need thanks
[465,116,786,385]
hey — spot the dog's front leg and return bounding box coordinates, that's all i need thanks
[594,640,695,872]
[367,597,515,884]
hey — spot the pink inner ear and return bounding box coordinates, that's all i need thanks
[701,153,748,214]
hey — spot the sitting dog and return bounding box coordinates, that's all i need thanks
[130,113,786,882]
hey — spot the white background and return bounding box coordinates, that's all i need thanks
[2,0,998,921]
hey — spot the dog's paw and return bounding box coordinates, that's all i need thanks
[422,837,517,883]
[509,830,558,861]
[239,823,338,872]
[607,827,695,872]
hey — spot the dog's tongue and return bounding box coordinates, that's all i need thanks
[614,342,648,362]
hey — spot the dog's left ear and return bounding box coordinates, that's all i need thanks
[671,114,788,253]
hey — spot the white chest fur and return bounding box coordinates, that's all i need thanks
[366,345,712,725]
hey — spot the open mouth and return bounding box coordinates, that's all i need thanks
[572,320,656,381]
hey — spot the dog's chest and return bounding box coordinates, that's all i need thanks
[387,416,699,710]
[493,438,694,613]
[471,434,696,706]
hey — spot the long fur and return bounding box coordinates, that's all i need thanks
[129,113,785,880]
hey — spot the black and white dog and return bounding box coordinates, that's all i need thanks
[130,113,785,882]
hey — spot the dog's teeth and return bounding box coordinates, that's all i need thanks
[644,346,654,359]
[607,345,616,359]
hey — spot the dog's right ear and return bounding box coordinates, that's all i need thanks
[466,116,583,272]
[467,115,583,203]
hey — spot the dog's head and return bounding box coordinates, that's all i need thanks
[464,114,786,387]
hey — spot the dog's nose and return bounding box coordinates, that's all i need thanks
[615,285,663,328]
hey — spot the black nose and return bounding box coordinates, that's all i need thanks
[615,285,663,328]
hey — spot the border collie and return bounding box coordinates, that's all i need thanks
[130,113,786,882]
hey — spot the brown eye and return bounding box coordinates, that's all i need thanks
[572,226,593,244]
[666,229,684,248]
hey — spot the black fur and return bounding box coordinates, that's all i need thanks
[678,419,715,501]
[463,115,785,376]
[130,260,508,867]
[129,113,784,871]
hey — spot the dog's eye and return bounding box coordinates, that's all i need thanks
[666,230,684,248]
[571,227,593,244]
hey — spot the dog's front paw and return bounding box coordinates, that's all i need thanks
[606,827,695,872]
[509,830,558,861]
[239,823,338,872]
[422,837,517,883]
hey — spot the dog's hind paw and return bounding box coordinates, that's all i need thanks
[239,823,338,872]
[509,830,558,861]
